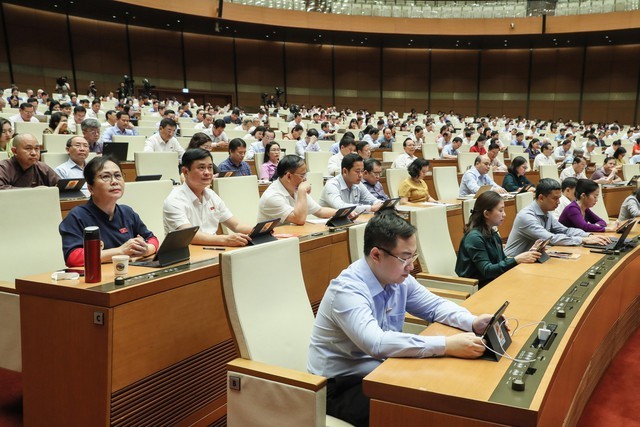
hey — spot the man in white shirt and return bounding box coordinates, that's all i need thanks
[327,136,356,176]
[552,177,577,219]
[559,156,587,181]
[101,110,117,128]
[258,155,335,225]
[409,125,424,149]
[392,138,418,170]
[320,153,382,214]
[67,105,87,133]
[459,155,507,197]
[85,100,101,120]
[533,142,557,171]
[209,119,229,149]
[9,103,39,129]
[288,112,305,131]
[143,118,185,161]
[604,140,621,157]
[54,136,89,187]
[487,142,507,172]
[194,112,213,132]
[163,148,254,246]
[295,129,321,158]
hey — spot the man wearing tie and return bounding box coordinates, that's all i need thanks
[459,155,507,197]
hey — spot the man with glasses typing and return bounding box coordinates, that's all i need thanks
[0,134,59,189]
[308,211,494,427]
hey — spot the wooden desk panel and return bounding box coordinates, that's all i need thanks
[365,235,640,426]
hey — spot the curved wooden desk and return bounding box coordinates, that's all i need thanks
[364,229,640,426]
[16,225,351,427]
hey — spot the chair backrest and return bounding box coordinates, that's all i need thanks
[382,151,401,163]
[457,144,471,153]
[133,126,158,137]
[432,166,459,200]
[306,171,324,202]
[112,135,147,161]
[118,180,174,243]
[14,122,48,144]
[385,168,409,198]
[0,187,64,282]
[213,175,260,234]
[391,141,404,153]
[515,191,534,212]
[622,163,640,180]
[539,164,560,183]
[592,183,609,220]
[0,151,7,161]
[590,153,606,168]
[347,222,367,263]
[134,151,181,183]
[278,140,298,157]
[41,152,70,168]
[43,134,73,152]
[221,239,313,371]
[410,206,457,277]
[210,151,229,167]
[457,152,477,173]
[421,144,439,160]
[316,140,334,152]
[508,145,524,156]
[462,198,476,224]
[305,151,332,176]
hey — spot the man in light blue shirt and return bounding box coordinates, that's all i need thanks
[99,111,138,143]
[505,178,610,256]
[441,136,462,159]
[319,153,382,214]
[54,136,89,190]
[459,155,507,197]
[308,211,493,426]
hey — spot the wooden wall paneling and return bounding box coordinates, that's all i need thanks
[0,4,11,86]
[581,45,640,124]
[70,16,128,99]
[430,49,479,116]
[284,41,333,108]
[183,33,235,105]
[235,38,284,108]
[3,4,73,93]
[129,25,183,91]
[529,47,582,121]
[478,49,529,118]
[382,48,429,113]
[334,46,380,111]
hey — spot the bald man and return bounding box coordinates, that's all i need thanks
[0,134,59,189]
[459,155,507,197]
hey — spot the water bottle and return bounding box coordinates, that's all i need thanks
[84,226,101,283]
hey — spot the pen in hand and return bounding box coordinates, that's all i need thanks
[203,247,227,251]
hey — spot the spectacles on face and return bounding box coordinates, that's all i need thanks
[376,247,419,268]
[98,172,125,182]
[291,172,307,180]
[70,144,90,149]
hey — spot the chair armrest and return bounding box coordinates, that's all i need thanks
[426,287,470,301]
[228,358,326,392]
[415,272,478,286]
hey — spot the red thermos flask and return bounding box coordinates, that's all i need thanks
[84,226,101,283]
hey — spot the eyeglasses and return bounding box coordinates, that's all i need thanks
[376,247,419,268]
[98,172,125,182]
[70,144,90,149]
[292,172,307,179]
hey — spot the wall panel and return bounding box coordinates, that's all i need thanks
[284,42,332,108]
[183,33,235,103]
[382,48,429,113]
[0,4,11,87]
[431,49,478,116]
[334,46,380,111]
[235,39,284,108]
[478,49,529,118]
[129,25,182,91]
[3,4,72,93]
[70,16,128,98]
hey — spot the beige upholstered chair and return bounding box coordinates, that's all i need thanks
[410,207,477,301]
[421,144,440,160]
[589,153,606,168]
[118,179,174,243]
[307,171,324,203]
[515,191,534,212]
[347,222,367,263]
[539,164,560,183]
[0,151,7,160]
[457,152,477,173]
[592,184,609,221]
[462,198,476,224]
[305,151,333,176]
[432,166,460,200]
[213,175,260,234]
[221,239,353,427]
[508,145,524,156]
[382,151,401,164]
[134,151,181,183]
[111,135,146,161]
[622,163,640,181]
[385,168,409,199]
[0,187,65,372]
[391,141,404,153]
[14,122,48,144]
[43,134,74,152]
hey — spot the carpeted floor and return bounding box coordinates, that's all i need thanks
[2,328,640,426]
